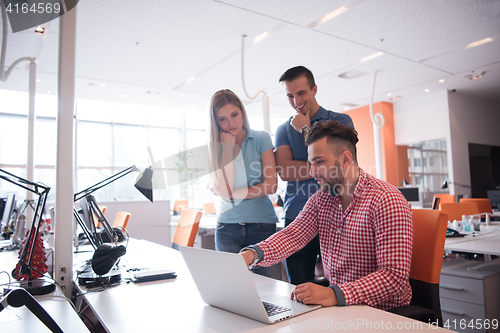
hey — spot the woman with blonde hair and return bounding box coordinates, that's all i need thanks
[208,89,281,279]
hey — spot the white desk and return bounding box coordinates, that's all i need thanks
[444,224,500,257]
[74,239,452,332]
[0,248,89,332]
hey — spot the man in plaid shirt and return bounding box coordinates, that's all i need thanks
[241,120,413,310]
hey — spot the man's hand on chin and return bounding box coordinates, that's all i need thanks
[290,110,310,133]
[290,282,339,307]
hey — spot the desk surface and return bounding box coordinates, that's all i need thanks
[0,248,89,332]
[444,224,500,256]
[74,239,451,332]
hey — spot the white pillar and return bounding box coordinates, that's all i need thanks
[54,6,77,298]
[262,94,270,133]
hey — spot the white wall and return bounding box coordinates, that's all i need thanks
[447,92,500,197]
[393,91,450,145]
[98,200,171,247]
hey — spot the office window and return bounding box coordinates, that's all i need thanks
[35,117,57,166]
[407,138,448,207]
[0,115,28,165]
[77,121,113,167]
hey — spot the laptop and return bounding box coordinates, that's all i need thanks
[179,246,321,324]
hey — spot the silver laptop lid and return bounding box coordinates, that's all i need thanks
[180,246,270,323]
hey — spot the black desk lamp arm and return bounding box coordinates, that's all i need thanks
[74,165,138,202]
[0,288,63,333]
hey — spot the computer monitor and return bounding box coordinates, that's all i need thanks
[0,194,16,228]
[79,197,95,232]
[487,190,500,210]
[397,187,421,207]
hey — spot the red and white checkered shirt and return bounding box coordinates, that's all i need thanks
[256,168,413,310]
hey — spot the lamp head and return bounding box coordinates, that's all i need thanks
[135,166,153,202]
[91,244,126,276]
[441,181,449,190]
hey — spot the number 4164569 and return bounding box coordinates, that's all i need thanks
[5,2,61,14]
[443,319,498,331]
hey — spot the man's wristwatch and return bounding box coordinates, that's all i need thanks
[240,247,259,268]
[300,124,311,136]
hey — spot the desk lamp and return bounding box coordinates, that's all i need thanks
[73,165,153,278]
[441,180,471,190]
[0,168,54,295]
[0,288,63,332]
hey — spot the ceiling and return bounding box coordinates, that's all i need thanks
[1,0,500,119]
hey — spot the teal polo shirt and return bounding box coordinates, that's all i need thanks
[274,106,354,220]
[217,129,278,224]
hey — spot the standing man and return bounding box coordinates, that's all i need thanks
[274,66,353,285]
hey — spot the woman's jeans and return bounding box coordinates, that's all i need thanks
[215,222,282,280]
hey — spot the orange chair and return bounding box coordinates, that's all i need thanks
[459,198,493,215]
[433,194,455,209]
[112,211,131,230]
[388,209,448,324]
[178,204,189,213]
[172,209,202,250]
[439,202,479,221]
[173,200,189,215]
[202,202,216,214]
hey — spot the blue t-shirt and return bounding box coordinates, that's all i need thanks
[274,106,354,220]
[217,129,278,224]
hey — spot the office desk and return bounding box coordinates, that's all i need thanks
[74,239,452,332]
[444,225,500,257]
[0,248,89,332]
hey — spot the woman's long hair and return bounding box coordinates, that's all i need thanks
[209,89,250,180]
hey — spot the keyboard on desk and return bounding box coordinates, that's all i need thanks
[262,301,291,317]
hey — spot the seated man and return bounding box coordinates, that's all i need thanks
[241,120,413,310]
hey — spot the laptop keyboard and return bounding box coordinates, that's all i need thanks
[262,301,291,317]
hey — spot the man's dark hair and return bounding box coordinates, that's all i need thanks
[305,120,359,162]
[279,66,315,89]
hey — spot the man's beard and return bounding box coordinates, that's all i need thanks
[318,160,344,193]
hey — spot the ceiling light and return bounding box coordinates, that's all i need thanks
[47,91,51,95]
[464,71,486,80]
[343,107,350,111]
[389,96,402,100]
[34,26,44,34]
[360,51,384,63]
[185,76,196,85]
[308,6,348,28]
[36,79,41,82]
[100,83,107,87]
[119,95,128,98]
[253,31,269,44]
[466,37,493,49]
[439,79,445,83]
[424,89,430,92]
[338,69,366,79]
[386,93,392,96]
[163,103,168,106]
[180,93,185,97]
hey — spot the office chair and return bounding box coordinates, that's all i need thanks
[459,198,493,215]
[202,202,216,214]
[112,211,131,230]
[173,200,189,215]
[388,209,448,325]
[171,209,202,250]
[432,194,455,209]
[439,202,479,221]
